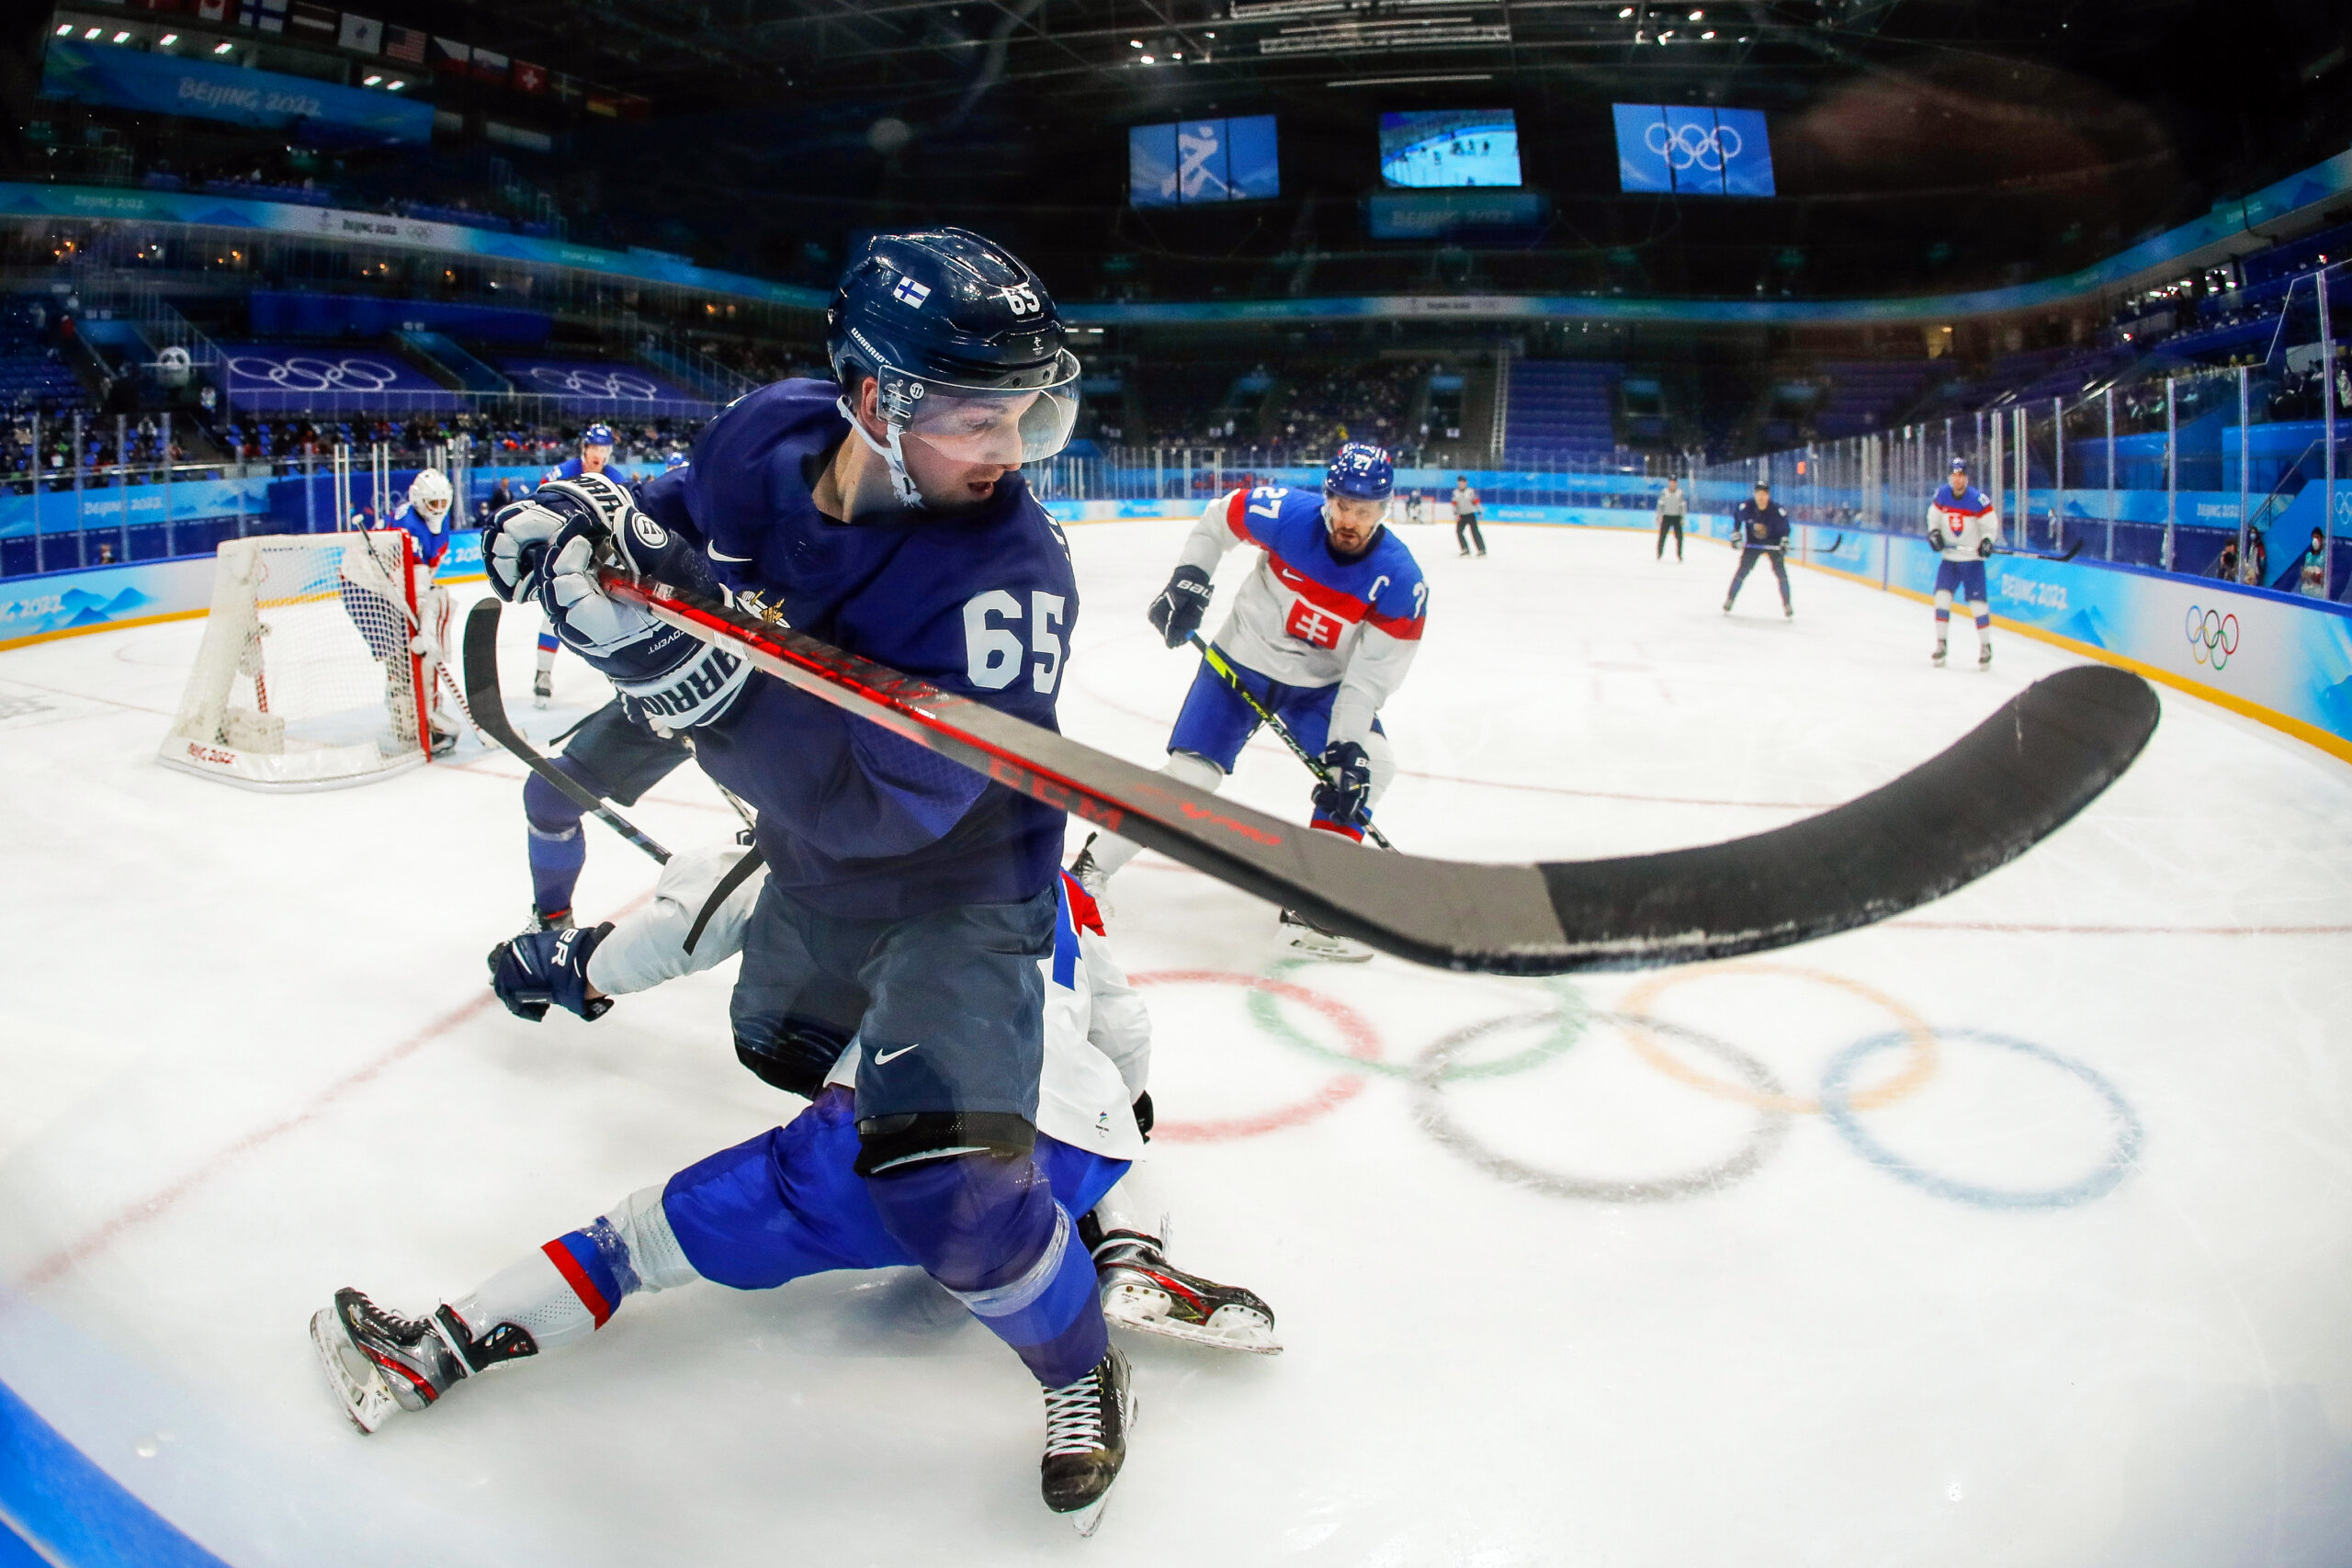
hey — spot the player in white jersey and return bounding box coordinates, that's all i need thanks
[311,847,1278,1465]
[1070,445,1429,960]
[1927,456,2000,669]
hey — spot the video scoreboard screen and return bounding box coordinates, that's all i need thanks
[1377,109,1521,188]
[1611,104,1775,197]
[1129,116,1280,208]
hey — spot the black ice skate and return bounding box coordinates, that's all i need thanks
[309,1288,535,1434]
[1979,642,1994,670]
[532,669,553,710]
[1089,1227,1280,1355]
[1932,638,1948,667]
[1041,1345,1135,1536]
[1067,833,1114,916]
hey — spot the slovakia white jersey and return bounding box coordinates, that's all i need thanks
[1176,486,1429,750]
[1928,484,2002,561]
[586,845,1150,1161]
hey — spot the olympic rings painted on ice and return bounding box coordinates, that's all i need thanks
[2185,604,2240,670]
[1643,119,1744,171]
[226,355,402,392]
[1818,1029,2144,1209]
[1617,962,1939,1115]
[1246,959,1589,1084]
[525,366,665,400]
[1128,970,1383,1143]
[1411,1011,1792,1203]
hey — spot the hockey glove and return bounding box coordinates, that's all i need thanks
[1147,565,1214,649]
[1976,536,1995,558]
[537,513,751,732]
[488,922,615,1022]
[1928,528,1947,553]
[1311,739,1374,831]
[483,498,569,604]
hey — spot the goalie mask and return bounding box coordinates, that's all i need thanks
[825,227,1080,508]
[408,468,453,530]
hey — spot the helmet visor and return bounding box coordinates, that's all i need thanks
[897,351,1081,467]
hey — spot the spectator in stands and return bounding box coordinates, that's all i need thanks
[1453,476,1487,558]
[2241,527,2267,587]
[2297,527,2329,598]
[1656,476,1688,562]
[2212,538,2241,584]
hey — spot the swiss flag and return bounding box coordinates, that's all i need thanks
[513,60,546,94]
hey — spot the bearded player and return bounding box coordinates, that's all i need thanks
[1069,444,1427,962]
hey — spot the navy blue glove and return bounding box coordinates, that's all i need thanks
[487,922,615,1022]
[1147,565,1213,649]
[1311,739,1373,831]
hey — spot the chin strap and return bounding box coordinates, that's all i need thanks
[835,393,927,511]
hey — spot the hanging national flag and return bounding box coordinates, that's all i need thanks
[197,0,230,18]
[338,13,382,52]
[289,2,337,36]
[549,72,582,102]
[619,94,650,119]
[431,35,469,72]
[586,93,618,118]
[512,60,547,94]
[383,24,425,62]
[237,0,287,32]
[470,47,509,83]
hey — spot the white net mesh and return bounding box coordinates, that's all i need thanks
[161,532,430,791]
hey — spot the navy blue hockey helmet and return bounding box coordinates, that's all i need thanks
[827,228,1080,504]
[1325,442,1394,502]
[582,423,616,448]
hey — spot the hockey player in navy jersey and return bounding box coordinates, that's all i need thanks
[459,230,1129,1528]
[1927,457,2000,668]
[315,859,1278,1520]
[1070,443,1428,962]
[1724,476,1793,618]
[530,424,617,705]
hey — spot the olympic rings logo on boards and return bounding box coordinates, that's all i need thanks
[1141,960,2143,1213]
[2185,604,2240,670]
[526,366,664,400]
[226,355,402,392]
[1644,120,1744,171]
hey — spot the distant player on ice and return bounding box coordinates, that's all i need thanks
[1723,476,1792,618]
[530,423,620,706]
[1070,443,1427,962]
[1927,456,1998,668]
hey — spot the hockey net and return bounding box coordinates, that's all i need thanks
[160,531,434,790]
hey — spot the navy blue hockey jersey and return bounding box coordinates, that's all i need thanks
[635,378,1078,919]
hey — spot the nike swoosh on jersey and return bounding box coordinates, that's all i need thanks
[872,1043,921,1065]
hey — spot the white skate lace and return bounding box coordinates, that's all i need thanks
[1042,1370,1106,1458]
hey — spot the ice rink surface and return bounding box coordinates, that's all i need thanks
[4,517,2351,1566]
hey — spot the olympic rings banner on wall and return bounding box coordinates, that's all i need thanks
[491,355,701,413]
[215,343,458,413]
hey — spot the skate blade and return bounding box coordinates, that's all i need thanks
[1281,935,1374,964]
[309,1309,396,1434]
[1106,1307,1283,1355]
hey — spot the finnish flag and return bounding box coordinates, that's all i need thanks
[892,277,932,309]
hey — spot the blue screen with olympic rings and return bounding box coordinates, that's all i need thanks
[1612,104,1776,197]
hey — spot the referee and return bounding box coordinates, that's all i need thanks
[1724,477,1792,618]
[1655,475,1688,562]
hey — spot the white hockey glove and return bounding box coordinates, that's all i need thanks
[483,499,565,604]
[537,499,752,731]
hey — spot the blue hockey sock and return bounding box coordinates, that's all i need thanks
[524,766,593,918]
[865,1155,1108,1387]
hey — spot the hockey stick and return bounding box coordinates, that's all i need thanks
[1994,541,2084,563]
[602,570,2158,976]
[1185,633,1396,852]
[460,598,671,864]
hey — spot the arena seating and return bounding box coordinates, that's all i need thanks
[1503,360,1619,462]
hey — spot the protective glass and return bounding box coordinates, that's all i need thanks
[898,353,1081,467]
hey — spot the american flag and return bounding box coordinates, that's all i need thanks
[384,25,426,63]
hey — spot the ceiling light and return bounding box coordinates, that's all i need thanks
[364,73,382,85]
[85,27,103,39]
[159,31,178,43]
[1617,5,1632,14]
[1139,53,1156,62]
[1130,38,1143,46]
[112,29,131,42]
[1171,50,1182,58]
[386,78,404,90]
[1205,29,1216,37]
[54,23,70,35]
[1660,28,1675,39]
[1702,28,1714,38]
[1689,7,1702,16]
[213,40,233,52]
